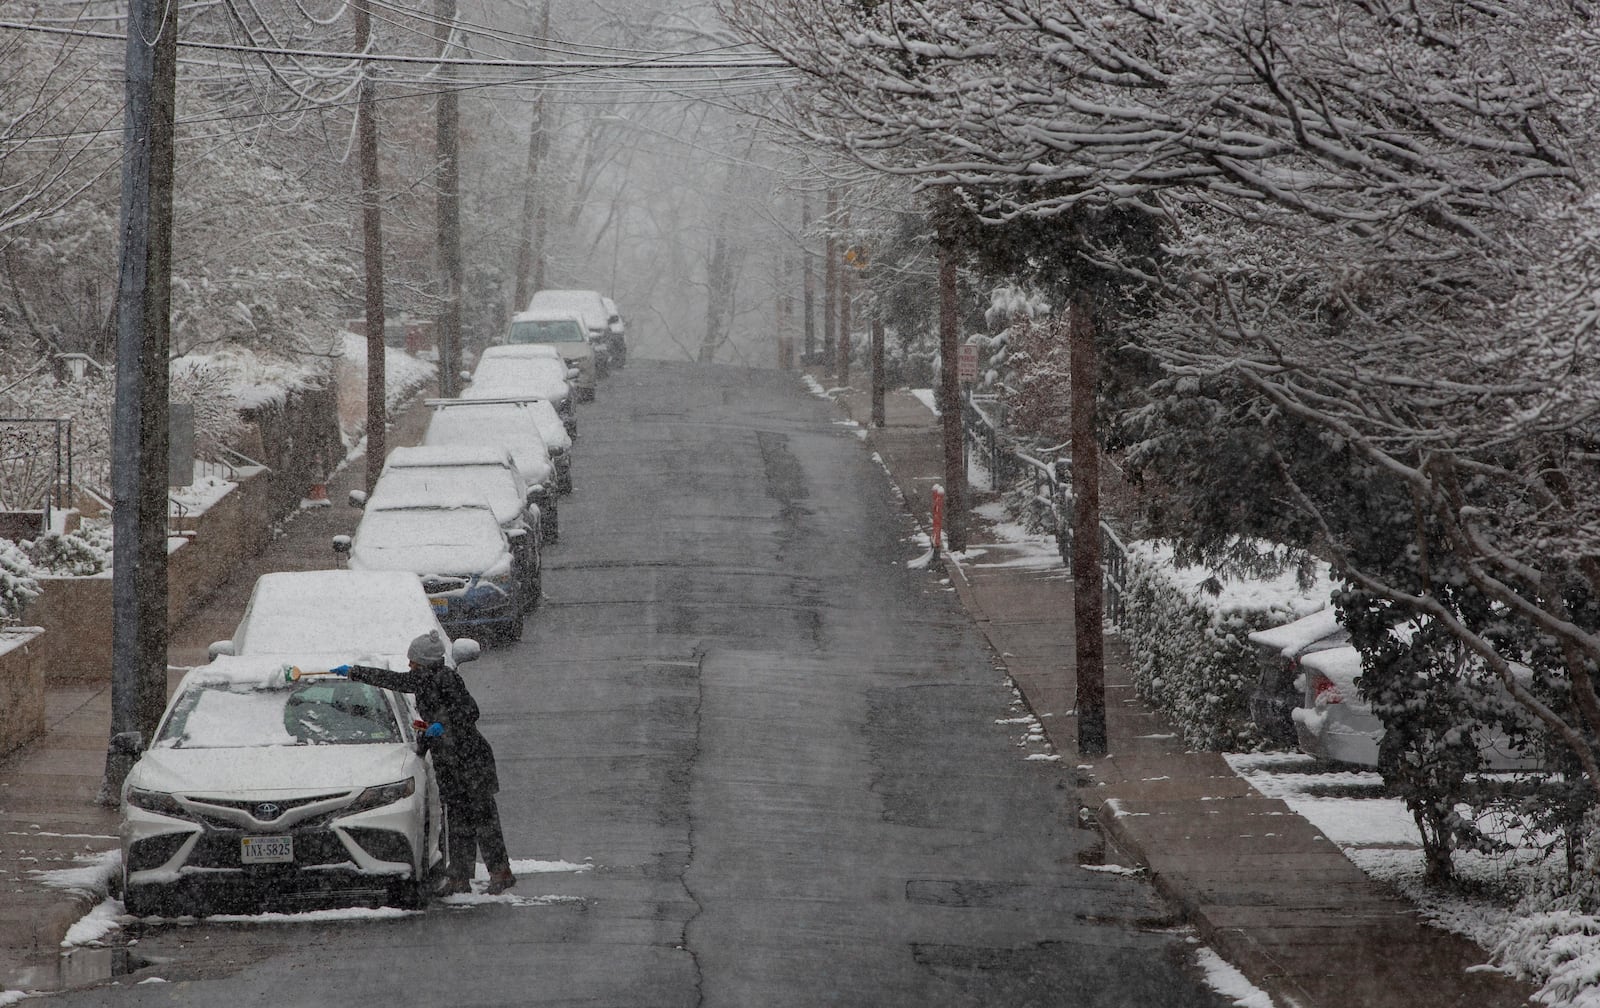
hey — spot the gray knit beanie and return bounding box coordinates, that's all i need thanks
[407,630,447,666]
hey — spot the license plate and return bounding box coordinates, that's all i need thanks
[240,835,293,864]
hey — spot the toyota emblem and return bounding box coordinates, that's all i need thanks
[255,803,282,820]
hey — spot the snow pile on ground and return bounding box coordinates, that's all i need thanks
[1193,946,1275,1008]
[1496,913,1600,1007]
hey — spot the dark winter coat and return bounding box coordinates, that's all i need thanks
[347,662,499,799]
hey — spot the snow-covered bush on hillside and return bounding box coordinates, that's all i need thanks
[332,332,437,448]
[0,540,39,627]
[25,523,110,577]
[1119,540,1333,750]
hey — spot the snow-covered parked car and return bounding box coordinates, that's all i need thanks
[422,399,558,541]
[1292,630,1543,771]
[467,344,577,436]
[335,497,526,642]
[503,309,597,401]
[525,289,618,375]
[122,570,480,916]
[456,391,574,493]
[1247,607,1348,747]
[355,461,542,607]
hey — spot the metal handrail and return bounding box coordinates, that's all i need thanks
[959,390,1129,626]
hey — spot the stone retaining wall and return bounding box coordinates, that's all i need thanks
[21,467,272,683]
[0,629,44,758]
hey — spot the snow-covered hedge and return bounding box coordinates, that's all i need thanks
[1119,540,1333,750]
[0,540,40,628]
[0,524,117,624]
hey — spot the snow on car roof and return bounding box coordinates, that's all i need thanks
[368,490,497,513]
[352,506,508,575]
[370,469,521,522]
[513,308,585,324]
[1298,645,1364,689]
[1249,606,1342,655]
[181,653,402,690]
[424,404,551,462]
[385,444,517,469]
[232,571,444,657]
[479,344,561,360]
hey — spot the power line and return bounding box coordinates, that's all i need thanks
[0,18,788,70]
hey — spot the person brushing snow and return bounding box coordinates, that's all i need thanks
[333,631,516,895]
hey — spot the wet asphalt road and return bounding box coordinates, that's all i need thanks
[61,362,1226,1007]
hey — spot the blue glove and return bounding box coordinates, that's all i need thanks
[329,664,352,677]
[424,722,445,738]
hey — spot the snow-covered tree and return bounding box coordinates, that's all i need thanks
[728,0,1600,845]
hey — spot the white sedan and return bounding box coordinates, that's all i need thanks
[121,570,480,915]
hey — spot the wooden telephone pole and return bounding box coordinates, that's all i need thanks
[103,0,178,801]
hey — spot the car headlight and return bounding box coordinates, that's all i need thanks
[345,779,416,815]
[125,788,191,820]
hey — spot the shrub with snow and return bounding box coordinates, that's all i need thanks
[0,540,40,627]
[25,525,110,576]
[1120,540,1332,750]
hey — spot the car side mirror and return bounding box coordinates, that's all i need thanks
[348,490,368,509]
[567,368,579,380]
[506,527,527,542]
[452,639,482,665]
[459,369,471,382]
[110,731,145,756]
[208,640,236,659]
[332,535,352,556]
[527,484,545,498]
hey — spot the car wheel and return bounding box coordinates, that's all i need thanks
[387,876,427,911]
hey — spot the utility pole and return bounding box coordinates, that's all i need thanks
[936,220,966,553]
[355,0,387,493]
[435,0,463,396]
[1069,291,1107,755]
[103,0,177,801]
[512,0,551,314]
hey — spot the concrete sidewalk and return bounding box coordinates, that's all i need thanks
[830,380,1533,1008]
[0,397,434,992]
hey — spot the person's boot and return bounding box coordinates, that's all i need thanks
[437,875,472,896]
[485,868,516,895]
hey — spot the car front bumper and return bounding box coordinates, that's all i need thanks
[122,790,430,909]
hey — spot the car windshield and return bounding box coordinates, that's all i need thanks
[509,318,586,343]
[155,679,401,748]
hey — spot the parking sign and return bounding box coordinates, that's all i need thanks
[957,343,979,383]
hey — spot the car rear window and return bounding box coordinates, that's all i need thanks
[508,318,586,343]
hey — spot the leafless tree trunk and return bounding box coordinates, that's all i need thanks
[434,0,462,394]
[1068,296,1106,755]
[936,221,965,553]
[355,0,387,492]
